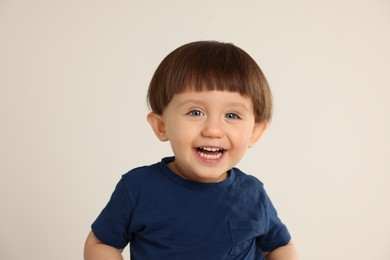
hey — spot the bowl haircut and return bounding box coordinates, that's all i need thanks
[147,41,272,123]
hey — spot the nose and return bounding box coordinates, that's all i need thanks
[201,117,224,138]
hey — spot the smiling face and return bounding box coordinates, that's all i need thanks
[147,90,267,183]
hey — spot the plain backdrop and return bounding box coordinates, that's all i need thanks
[1,0,389,259]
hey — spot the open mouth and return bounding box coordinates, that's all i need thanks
[196,147,225,160]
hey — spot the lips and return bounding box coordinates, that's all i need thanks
[196,147,225,160]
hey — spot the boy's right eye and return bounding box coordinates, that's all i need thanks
[187,110,204,117]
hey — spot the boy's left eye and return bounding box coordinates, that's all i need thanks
[225,113,240,119]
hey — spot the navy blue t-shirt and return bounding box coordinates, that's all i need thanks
[92,157,290,259]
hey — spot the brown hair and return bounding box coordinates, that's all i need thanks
[147,41,272,122]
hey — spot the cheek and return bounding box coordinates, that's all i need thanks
[230,127,254,148]
[166,123,195,146]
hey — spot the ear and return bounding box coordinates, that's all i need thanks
[248,121,267,148]
[147,112,169,142]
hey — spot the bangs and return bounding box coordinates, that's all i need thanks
[172,43,257,96]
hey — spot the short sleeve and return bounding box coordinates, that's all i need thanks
[256,188,291,252]
[91,177,133,249]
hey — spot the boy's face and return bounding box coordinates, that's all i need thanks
[147,90,266,183]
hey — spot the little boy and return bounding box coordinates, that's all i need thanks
[84,41,298,259]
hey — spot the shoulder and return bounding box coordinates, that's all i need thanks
[109,161,166,204]
[231,167,266,194]
[115,160,166,195]
[233,167,264,187]
[121,161,162,185]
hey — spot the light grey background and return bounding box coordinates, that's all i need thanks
[1,1,389,259]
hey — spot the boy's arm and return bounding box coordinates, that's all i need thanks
[264,241,299,260]
[84,230,124,260]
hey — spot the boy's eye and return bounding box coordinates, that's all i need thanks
[188,110,204,117]
[225,113,240,119]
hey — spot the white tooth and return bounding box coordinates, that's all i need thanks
[198,151,222,159]
[201,147,221,152]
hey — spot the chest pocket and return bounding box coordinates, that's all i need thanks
[228,219,264,256]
